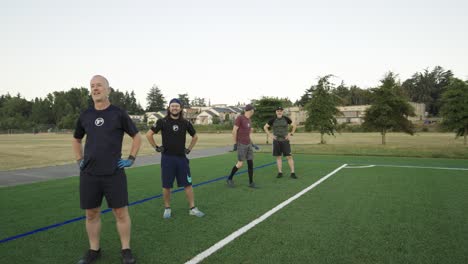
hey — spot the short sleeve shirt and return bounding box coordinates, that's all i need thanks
[235,115,252,145]
[267,116,292,141]
[151,117,196,156]
[73,105,139,175]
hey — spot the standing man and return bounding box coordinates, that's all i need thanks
[226,104,259,188]
[146,98,205,219]
[264,106,297,179]
[73,75,141,264]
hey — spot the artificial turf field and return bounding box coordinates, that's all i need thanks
[1,153,467,264]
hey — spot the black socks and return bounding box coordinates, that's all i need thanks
[247,160,253,183]
[228,166,238,180]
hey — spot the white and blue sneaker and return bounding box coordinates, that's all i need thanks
[189,207,205,217]
[163,208,171,219]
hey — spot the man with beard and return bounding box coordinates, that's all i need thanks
[146,98,205,218]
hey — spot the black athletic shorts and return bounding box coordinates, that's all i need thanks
[272,140,292,157]
[79,169,128,209]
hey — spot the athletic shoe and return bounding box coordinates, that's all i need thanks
[77,249,101,264]
[226,179,235,188]
[290,173,297,179]
[121,249,136,264]
[249,182,259,189]
[276,172,283,178]
[163,208,171,219]
[189,207,205,217]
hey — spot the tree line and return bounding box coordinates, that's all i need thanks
[0,66,466,144]
[250,70,467,145]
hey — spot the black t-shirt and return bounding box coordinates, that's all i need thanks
[151,117,196,156]
[74,105,139,175]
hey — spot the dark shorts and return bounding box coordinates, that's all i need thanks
[161,154,192,188]
[237,143,253,161]
[273,140,292,157]
[79,169,128,209]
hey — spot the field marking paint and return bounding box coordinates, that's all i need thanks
[344,164,468,171]
[376,164,468,171]
[345,165,376,169]
[185,164,348,264]
[0,161,276,244]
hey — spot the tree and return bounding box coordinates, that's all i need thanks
[146,85,166,111]
[251,97,284,143]
[212,115,220,124]
[30,97,54,125]
[295,88,312,106]
[402,66,453,116]
[0,94,33,130]
[109,87,126,109]
[304,75,341,144]
[126,90,144,114]
[332,81,350,105]
[362,72,415,145]
[440,78,468,145]
[191,97,207,107]
[178,93,190,107]
[348,85,373,105]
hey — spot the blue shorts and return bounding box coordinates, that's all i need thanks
[161,154,192,188]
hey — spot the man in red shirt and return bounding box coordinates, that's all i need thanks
[226,104,258,188]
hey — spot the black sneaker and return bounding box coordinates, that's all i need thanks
[226,179,235,188]
[77,249,101,264]
[121,249,136,264]
[276,172,283,178]
[290,173,297,179]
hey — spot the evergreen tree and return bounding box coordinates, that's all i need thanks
[304,75,341,144]
[440,78,468,145]
[363,72,415,145]
[146,85,166,111]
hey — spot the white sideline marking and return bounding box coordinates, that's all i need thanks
[367,164,468,171]
[185,164,348,264]
[345,165,376,169]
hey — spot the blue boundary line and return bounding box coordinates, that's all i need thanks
[0,161,277,244]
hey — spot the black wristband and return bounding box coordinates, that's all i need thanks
[128,155,136,161]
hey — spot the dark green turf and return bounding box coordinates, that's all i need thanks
[1,153,467,263]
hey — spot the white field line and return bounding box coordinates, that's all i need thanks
[185,164,348,264]
[345,165,376,169]
[345,164,468,171]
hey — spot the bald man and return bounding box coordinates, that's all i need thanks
[72,75,141,264]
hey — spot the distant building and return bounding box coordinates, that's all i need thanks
[284,106,306,125]
[336,102,425,124]
[129,115,145,123]
[145,111,165,126]
[194,106,242,125]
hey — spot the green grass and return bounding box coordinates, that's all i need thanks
[1,153,468,263]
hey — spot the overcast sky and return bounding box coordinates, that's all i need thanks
[1,0,467,107]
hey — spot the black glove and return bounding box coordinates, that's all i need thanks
[155,145,165,152]
[233,143,238,151]
[185,148,191,154]
[252,144,260,150]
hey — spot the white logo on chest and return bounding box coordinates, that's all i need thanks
[95,118,104,126]
[173,124,179,131]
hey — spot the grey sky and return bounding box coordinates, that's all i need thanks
[1,0,467,107]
